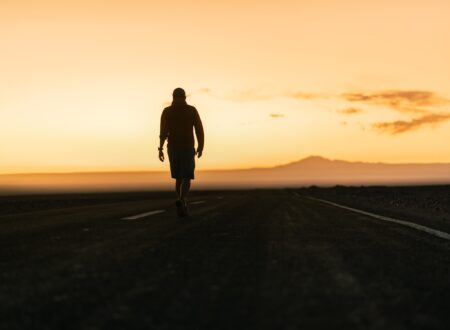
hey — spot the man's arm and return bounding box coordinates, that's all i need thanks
[159,110,168,161]
[193,108,204,158]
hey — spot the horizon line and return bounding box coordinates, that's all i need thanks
[2,155,450,176]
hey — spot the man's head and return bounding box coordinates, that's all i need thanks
[172,87,186,102]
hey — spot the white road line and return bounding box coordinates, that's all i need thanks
[122,210,165,220]
[294,193,450,241]
[190,200,206,205]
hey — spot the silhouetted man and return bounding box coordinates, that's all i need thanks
[159,88,204,217]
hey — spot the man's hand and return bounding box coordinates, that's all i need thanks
[158,149,164,162]
[196,148,203,158]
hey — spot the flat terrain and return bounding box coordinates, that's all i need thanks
[1,188,449,329]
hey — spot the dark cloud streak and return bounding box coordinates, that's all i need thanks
[342,90,449,113]
[270,113,285,118]
[373,113,450,134]
[337,107,363,115]
[284,92,325,100]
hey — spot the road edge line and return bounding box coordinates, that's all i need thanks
[122,209,166,220]
[293,192,450,241]
[190,200,206,205]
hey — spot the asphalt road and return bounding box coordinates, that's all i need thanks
[1,190,449,330]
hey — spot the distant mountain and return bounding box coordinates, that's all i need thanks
[1,156,450,194]
[271,156,450,173]
[275,155,332,168]
[197,156,450,187]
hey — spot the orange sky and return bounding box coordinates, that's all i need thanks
[1,0,450,174]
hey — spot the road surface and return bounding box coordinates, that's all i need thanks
[1,190,449,329]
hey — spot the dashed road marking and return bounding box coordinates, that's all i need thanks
[190,200,206,205]
[293,192,450,241]
[122,210,166,220]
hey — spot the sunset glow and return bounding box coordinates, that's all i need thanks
[1,0,450,174]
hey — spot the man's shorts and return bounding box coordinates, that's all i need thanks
[168,148,196,179]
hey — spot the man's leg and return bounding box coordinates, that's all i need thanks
[180,179,191,202]
[175,178,182,199]
[180,179,191,215]
[175,178,185,217]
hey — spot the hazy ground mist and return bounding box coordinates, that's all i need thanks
[1,157,449,195]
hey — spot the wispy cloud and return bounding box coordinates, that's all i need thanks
[198,88,211,94]
[337,107,363,115]
[226,89,448,111]
[226,89,324,102]
[222,88,450,134]
[342,90,449,113]
[283,92,325,100]
[227,89,274,101]
[373,113,450,134]
[270,113,285,118]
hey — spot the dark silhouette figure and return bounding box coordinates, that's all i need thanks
[159,88,204,216]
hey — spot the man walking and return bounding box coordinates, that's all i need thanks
[158,88,204,217]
